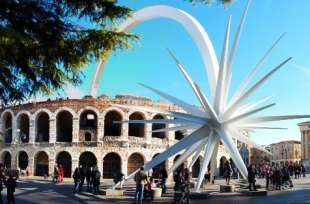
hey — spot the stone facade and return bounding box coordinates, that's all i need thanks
[0,94,241,178]
[250,147,271,166]
[269,140,301,164]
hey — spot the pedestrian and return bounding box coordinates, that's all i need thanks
[53,163,59,183]
[248,164,257,191]
[274,167,282,190]
[92,166,101,194]
[301,163,306,177]
[134,167,147,204]
[0,164,5,204]
[6,173,16,204]
[160,167,168,194]
[80,166,86,191]
[86,167,92,191]
[224,160,232,185]
[72,167,81,195]
[59,164,64,183]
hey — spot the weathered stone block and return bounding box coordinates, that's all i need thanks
[220,184,235,192]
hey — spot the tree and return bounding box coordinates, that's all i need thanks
[0,0,137,105]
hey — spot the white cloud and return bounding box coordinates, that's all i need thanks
[65,85,84,99]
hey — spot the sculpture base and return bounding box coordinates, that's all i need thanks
[241,190,267,196]
[220,185,235,193]
[153,188,162,199]
[101,189,124,196]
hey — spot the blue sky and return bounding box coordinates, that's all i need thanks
[63,0,310,145]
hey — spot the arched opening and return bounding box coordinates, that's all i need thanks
[56,111,73,142]
[192,157,201,178]
[175,130,185,140]
[129,112,145,138]
[104,111,122,136]
[152,153,166,178]
[17,114,30,143]
[2,112,12,143]
[174,155,188,173]
[79,110,97,142]
[2,151,11,169]
[85,132,92,142]
[152,114,166,139]
[18,151,29,170]
[79,152,97,168]
[35,151,49,176]
[36,112,50,142]
[128,153,144,175]
[57,151,72,178]
[102,153,121,178]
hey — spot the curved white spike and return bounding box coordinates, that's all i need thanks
[224,0,251,103]
[195,132,217,192]
[139,83,206,117]
[144,126,209,171]
[230,33,286,103]
[168,50,210,115]
[242,114,310,124]
[214,16,231,113]
[114,119,202,125]
[209,142,219,182]
[231,95,273,117]
[216,128,248,179]
[168,138,208,174]
[223,103,275,124]
[150,125,200,133]
[224,57,292,118]
[237,125,287,130]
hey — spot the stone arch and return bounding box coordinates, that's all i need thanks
[18,151,29,170]
[127,153,145,175]
[79,108,98,142]
[152,153,166,178]
[102,152,122,178]
[35,111,50,142]
[128,112,145,138]
[79,151,97,168]
[1,111,13,143]
[174,154,187,172]
[56,151,72,177]
[104,110,123,136]
[34,151,49,176]
[16,112,31,143]
[56,110,73,142]
[152,114,166,139]
[1,151,11,169]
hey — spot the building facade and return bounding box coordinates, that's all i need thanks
[269,140,301,164]
[250,146,271,166]
[0,95,249,179]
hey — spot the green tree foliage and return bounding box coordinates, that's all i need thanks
[0,0,137,105]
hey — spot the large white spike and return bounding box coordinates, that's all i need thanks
[144,126,210,171]
[237,125,287,130]
[139,83,206,117]
[168,50,209,115]
[224,57,292,118]
[223,103,276,125]
[216,128,248,179]
[114,119,203,125]
[188,145,205,169]
[150,125,200,133]
[214,16,231,113]
[230,32,286,103]
[193,82,219,122]
[241,115,310,124]
[113,104,209,124]
[232,95,273,117]
[195,132,217,192]
[168,138,208,174]
[209,142,219,182]
[224,0,251,103]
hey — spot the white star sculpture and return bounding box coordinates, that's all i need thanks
[113,1,310,192]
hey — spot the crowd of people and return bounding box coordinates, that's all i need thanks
[72,165,101,195]
[0,164,16,204]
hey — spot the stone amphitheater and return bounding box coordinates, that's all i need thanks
[0,94,249,179]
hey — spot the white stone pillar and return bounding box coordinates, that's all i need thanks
[72,117,79,143]
[145,124,152,145]
[49,117,56,143]
[122,156,128,176]
[12,117,17,144]
[97,117,104,142]
[29,118,35,143]
[121,113,129,141]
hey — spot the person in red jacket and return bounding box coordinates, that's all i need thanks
[59,164,64,183]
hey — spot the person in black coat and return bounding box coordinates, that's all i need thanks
[160,167,168,194]
[92,167,101,194]
[248,164,257,191]
[0,164,5,204]
[72,167,81,195]
[6,174,16,204]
